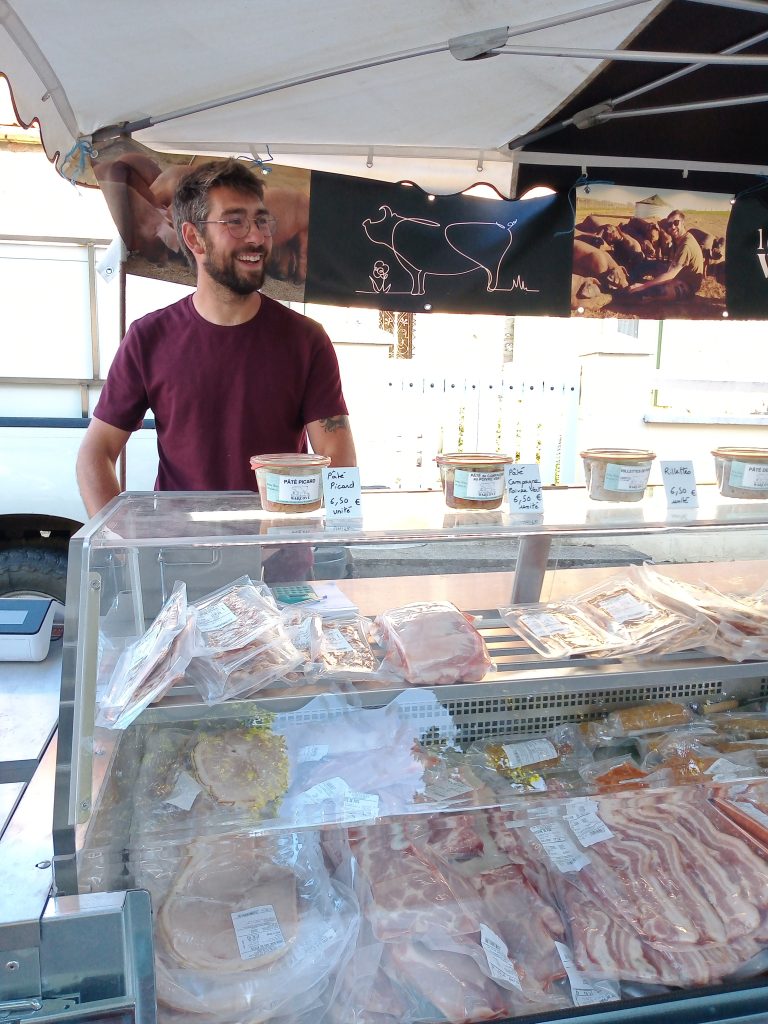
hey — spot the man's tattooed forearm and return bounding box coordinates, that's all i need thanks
[319,415,350,433]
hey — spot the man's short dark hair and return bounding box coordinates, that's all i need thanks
[172,159,266,268]
[664,209,685,227]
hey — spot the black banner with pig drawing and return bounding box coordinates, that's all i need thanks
[572,183,731,320]
[304,170,573,316]
[724,187,768,319]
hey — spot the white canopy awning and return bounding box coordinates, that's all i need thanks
[0,0,662,194]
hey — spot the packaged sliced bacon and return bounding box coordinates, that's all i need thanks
[637,562,768,662]
[573,568,715,657]
[191,575,281,654]
[521,788,768,987]
[373,600,493,685]
[96,581,195,730]
[186,622,304,705]
[711,779,768,851]
[499,601,620,658]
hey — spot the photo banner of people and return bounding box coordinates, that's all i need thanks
[91,138,312,305]
[304,170,574,315]
[90,138,574,317]
[572,183,732,320]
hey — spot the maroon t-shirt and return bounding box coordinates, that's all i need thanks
[94,294,348,491]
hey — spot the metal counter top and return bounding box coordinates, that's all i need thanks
[0,638,62,785]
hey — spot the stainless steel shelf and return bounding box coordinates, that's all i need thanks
[135,615,768,725]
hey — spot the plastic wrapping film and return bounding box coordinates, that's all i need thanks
[372,601,493,685]
[465,726,595,801]
[87,692,471,848]
[96,582,196,730]
[80,718,768,1021]
[586,701,697,742]
[637,562,768,662]
[334,809,573,1019]
[191,576,279,652]
[136,828,360,1024]
[184,576,305,704]
[515,786,768,989]
[571,567,717,657]
[498,601,620,658]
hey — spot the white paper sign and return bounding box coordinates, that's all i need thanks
[661,460,698,509]
[529,822,590,873]
[555,941,620,1006]
[231,904,285,961]
[322,467,362,519]
[342,791,380,820]
[565,798,614,847]
[502,738,557,768]
[424,778,475,801]
[505,463,543,512]
[480,924,523,990]
[165,770,202,811]
[196,601,238,632]
[298,744,329,763]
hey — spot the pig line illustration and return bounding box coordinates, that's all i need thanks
[361,205,536,296]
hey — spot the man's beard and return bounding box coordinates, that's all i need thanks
[203,246,269,296]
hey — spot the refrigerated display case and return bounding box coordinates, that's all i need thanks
[6,485,768,1023]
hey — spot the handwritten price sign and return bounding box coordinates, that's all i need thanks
[505,463,543,513]
[322,467,362,519]
[660,460,698,509]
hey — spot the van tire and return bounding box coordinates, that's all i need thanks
[0,546,69,602]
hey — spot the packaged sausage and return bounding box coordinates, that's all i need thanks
[588,701,696,741]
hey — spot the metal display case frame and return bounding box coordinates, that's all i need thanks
[7,485,768,1023]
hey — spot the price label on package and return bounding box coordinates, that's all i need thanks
[322,467,362,519]
[661,460,698,509]
[231,904,286,962]
[505,463,543,512]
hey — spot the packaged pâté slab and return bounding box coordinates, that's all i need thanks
[250,453,330,513]
[435,452,513,510]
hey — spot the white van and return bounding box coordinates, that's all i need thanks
[0,233,175,600]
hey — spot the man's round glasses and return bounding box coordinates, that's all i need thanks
[196,214,278,238]
[667,218,683,226]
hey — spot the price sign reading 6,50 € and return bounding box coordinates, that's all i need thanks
[660,460,698,509]
[322,467,362,520]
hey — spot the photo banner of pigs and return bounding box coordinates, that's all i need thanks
[304,170,573,315]
[572,183,731,320]
[91,138,312,305]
